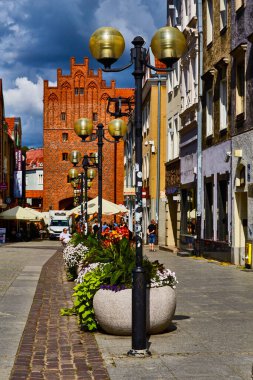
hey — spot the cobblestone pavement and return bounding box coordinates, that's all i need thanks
[9,249,109,380]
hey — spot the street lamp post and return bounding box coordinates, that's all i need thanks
[69,152,96,233]
[73,118,127,238]
[89,26,186,356]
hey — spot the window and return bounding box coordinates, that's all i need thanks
[236,57,245,117]
[206,89,213,137]
[207,0,213,45]
[93,112,98,122]
[235,0,244,11]
[220,0,227,30]
[204,181,213,239]
[74,88,79,95]
[174,61,179,88]
[61,112,66,121]
[62,153,68,161]
[174,115,179,158]
[167,118,173,161]
[38,173,43,185]
[79,88,84,95]
[219,72,227,130]
[62,133,68,142]
[217,179,228,241]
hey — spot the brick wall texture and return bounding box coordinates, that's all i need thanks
[43,57,133,211]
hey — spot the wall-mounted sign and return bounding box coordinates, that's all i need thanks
[15,149,22,171]
[14,171,22,198]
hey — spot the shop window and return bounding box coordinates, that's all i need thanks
[181,190,188,234]
[181,189,196,235]
[204,181,213,239]
[217,179,228,241]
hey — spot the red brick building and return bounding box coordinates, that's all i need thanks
[43,57,133,211]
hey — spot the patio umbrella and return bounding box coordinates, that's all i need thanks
[24,207,43,220]
[0,206,42,221]
[67,197,124,216]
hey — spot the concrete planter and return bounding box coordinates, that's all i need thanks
[93,286,176,335]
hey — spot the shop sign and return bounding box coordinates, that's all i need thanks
[15,149,22,171]
[124,187,135,196]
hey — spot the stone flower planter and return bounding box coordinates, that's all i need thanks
[93,286,176,335]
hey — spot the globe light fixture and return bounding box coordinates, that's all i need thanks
[74,118,93,141]
[89,27,125,69]
[69,150,82,166]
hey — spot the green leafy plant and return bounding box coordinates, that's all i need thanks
[72,265,105,331]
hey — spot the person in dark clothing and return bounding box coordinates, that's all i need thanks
[147,219,156,252]
[92,220,99,234]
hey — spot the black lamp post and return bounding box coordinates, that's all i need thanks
[73,118,127,239]
[89,26,187,356]
[69,152,96,233]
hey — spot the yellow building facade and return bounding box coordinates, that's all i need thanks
[142,74,168,245]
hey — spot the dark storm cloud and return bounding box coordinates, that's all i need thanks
[0,0,166,147]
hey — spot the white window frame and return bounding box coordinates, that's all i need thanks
[167,118,173,161]
[219,77,227,130]
[220,0,227,30]
[173,114,179,159]
[206,89,213,137]
[38,173,43,185]
[207,0,213,45]
[236,57,246,117]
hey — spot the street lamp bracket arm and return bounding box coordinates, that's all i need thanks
[102,61,133,73]
[145,62,174,72]
[102,134,120,144]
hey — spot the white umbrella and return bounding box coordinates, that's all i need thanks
[67,196,124,216]
[0,206,42,221]
[117,204,128,213]
[25,207,43,219]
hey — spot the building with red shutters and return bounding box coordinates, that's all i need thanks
[43,57,133,211]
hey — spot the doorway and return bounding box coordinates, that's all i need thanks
[234,191,247,264]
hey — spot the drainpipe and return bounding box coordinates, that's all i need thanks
[156,75,162,231]
[196,0,203,255]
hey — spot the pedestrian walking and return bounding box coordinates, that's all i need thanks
[147,219,157,252]
[92,220,99,235]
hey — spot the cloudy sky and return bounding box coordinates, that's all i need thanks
[0,0,167,147]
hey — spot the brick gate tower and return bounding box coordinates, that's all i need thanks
[43,57,133,211]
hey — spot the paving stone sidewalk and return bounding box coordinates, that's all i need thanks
[9,250,109,380]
